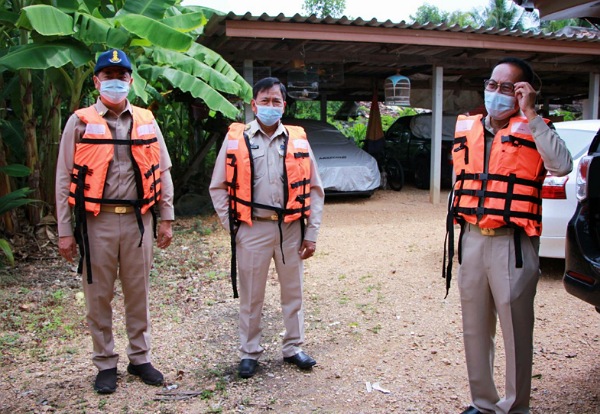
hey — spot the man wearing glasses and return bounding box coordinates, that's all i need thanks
[446,57,572,414]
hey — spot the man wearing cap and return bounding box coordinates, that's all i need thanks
[55,49,175,394]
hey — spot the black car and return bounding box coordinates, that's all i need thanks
[383,113,455,189]
[564,127,600,312]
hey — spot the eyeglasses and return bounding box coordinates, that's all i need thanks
[484,79,515,95]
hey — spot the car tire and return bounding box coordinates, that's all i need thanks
[385,158,404,191]
[414,159,430,190]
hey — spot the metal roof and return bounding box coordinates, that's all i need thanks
[199,12,600,110]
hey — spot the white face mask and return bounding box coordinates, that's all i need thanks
[255,105,283,126]
[100,79,130,104]
[484,91,517,120]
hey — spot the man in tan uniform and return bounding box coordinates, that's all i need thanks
[446,57,572,414]
[209,77,324,379]
[55,49,175,394]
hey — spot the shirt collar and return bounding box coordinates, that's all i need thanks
[94,98,132,117]
[247,119,287,141]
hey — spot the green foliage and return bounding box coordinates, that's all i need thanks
[410,4,476,26]
[551,109,578,121]
[472,0,528,30]
[303,0,346,18]
[0,164,35,267]
[410,0,528,29]
[0,0,252,232]
[539,18,592,34]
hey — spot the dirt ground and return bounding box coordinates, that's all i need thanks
[1,187,599,414]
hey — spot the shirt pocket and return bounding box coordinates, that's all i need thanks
[251,145,266,180]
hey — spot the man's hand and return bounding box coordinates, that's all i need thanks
[299,240,316,260]
[515,81,538,120]
[58,236,78,262]
[157,220,173,249]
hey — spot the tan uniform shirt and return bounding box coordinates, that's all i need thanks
[209,119,325,242]
[55,99,175,237]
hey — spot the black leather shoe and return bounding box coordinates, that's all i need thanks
[283,351,316,369]
[238,359,258,378]
[461,406,482,414]
[94,368,117,394]
[127,362,164,386]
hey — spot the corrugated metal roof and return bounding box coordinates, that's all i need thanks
[199,12,600,108]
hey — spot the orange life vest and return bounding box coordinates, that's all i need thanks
[451,114,548,237]
[225,122,312,226]
[68,105,161,215]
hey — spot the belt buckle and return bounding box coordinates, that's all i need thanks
[115,206,127,214]
[480,227,495,236]
[270,214,278,221]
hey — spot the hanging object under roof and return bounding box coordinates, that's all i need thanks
[384,74,411,106]
[287,68,319,100]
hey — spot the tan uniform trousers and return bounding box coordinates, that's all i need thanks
[81,210,154,371]
[458,224,540,414]
[235,219,305,360]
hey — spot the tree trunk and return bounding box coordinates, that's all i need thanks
[39,72,61,210]
[0,76,16,234]
[20,67,41,226]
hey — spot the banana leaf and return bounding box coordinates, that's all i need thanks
[0,41,93,72]
[121,0,178,20]
[0,164,31,177]
[0,239,14,266]
[0,187,36,216]
[148,48,241,95]
[138,64,241,119]
[17,5,75,36]
[116,13,194,51]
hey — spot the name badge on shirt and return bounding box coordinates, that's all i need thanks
[293,140,308,150]
[511,122,532,135]
[455,119,475,133]
[137,124,156,136]
[84,123,106,135]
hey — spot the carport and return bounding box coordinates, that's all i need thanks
[198,12,600,203]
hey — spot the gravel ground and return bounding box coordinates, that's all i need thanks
[1,187,599,413]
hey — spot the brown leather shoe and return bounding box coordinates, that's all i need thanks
[94,368,117,394]
[127,362,164,386]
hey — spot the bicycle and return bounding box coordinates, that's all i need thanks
[364,138,404,191]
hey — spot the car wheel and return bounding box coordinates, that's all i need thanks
[414,159,430,190]
[385,158,404,191]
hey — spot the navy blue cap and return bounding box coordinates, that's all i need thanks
[94,49,132,74]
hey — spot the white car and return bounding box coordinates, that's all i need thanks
[283,118,381,196]
[540,119,600,258]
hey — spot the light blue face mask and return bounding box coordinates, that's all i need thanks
[100,79,130,104]
[256,105,283,126]
[484,91,517,120]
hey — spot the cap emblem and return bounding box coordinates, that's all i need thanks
[109,50,122,64]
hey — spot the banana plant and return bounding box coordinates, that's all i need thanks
[0,0,252,222]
